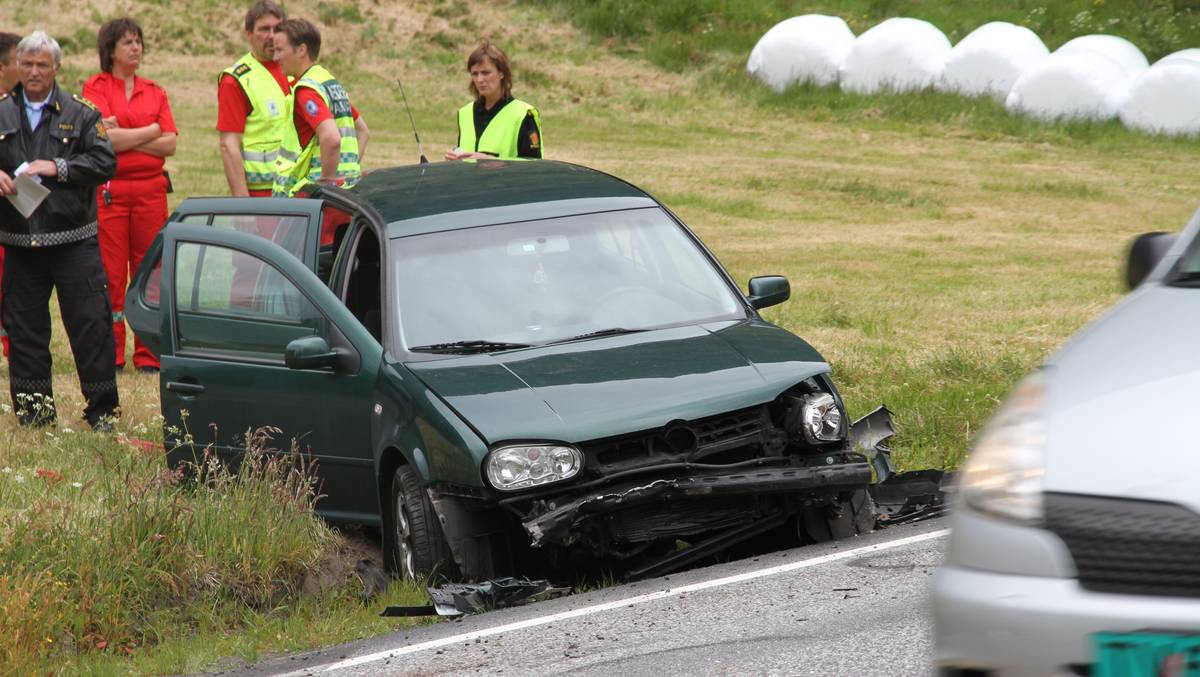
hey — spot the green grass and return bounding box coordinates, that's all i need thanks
[523,0,1200,71]
[5,0,1200,672]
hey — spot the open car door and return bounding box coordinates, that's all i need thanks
[126,223,384,524]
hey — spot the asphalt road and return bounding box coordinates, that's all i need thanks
[221,518,947,677]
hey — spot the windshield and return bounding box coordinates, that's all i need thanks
[392,208,746,351]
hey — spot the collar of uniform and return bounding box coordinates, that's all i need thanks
[475,94,514,115]
[16,84,61,114]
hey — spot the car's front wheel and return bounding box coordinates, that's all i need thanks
[390,465,457,580]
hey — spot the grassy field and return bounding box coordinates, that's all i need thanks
[4,0,1200,673]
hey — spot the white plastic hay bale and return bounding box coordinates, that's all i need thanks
[1119,60,1200,136]
[1056,34,1149,79]
[1156,48,1200,67]
[839,17,952,95]
[745,15,856,92]
[1006,50,1130,121]
[936,21,1049,99]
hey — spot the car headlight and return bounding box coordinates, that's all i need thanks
[802,392,844,443]
[485,444,584,491]
[960,370,1047,524]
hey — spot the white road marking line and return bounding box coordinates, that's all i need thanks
[275,528,949,676]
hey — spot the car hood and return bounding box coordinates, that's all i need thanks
[1043,285,1200,511]
[406,320,828,445]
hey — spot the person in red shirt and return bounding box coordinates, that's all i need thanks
[292,87,365,162]
[83,18,177,373]
[0,31,20,359]
[217,1,290,197]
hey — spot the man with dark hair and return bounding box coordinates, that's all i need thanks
[0,31,20,359]
[271,18,368,197]
[0,32,19,92]
[0,32,119,430]
[217,0,289,197]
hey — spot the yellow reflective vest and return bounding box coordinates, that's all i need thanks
[221,54,288,192]
[457,98,542,159]
[273,64,361,197]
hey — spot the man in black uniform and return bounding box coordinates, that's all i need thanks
[0,32,119,429]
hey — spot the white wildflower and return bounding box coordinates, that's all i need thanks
[71,482,82,489]
[14,474,25,483]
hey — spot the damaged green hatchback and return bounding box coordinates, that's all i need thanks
[127,160,872,580]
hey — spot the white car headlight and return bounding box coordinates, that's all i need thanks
[961,370,1047,524]
[802,392,844,443]
[486,444,584,491]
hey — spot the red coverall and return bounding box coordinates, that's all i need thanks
[83,73,177,370]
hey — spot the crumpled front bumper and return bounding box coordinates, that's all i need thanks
[522,456,871,548]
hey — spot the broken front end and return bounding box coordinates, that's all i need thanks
[491,378,873,578]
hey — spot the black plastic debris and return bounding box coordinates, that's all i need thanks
[870,469,956,526]
[850,406,955,526]
[380,577,571,618]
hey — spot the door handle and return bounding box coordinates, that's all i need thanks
[166,381,206,396]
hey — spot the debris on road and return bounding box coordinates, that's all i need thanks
[381,578,571,618]
[870,469,955,526]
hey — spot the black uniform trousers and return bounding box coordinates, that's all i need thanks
[1,235,118,426]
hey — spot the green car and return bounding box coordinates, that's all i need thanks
[127,160,871,580]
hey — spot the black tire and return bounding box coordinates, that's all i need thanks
[389,465,456,581]
[800,489,877,543]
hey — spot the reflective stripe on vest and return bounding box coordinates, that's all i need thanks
[457,99,541,159]
[221,54,288,191]
[272,64,361,197]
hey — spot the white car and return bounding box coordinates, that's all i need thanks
[932,211,1200,676]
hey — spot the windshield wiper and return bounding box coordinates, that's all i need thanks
[549,327,645,344]
[410,340,533,354]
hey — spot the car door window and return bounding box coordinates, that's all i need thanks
[208,214,310,260]
[173,241,328,362]
[144,254,162,309]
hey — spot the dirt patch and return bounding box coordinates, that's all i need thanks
[302,525,384,596]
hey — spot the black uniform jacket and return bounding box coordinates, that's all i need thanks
[0,84,116,248]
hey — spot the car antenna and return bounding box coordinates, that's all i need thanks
[396,79,429,164]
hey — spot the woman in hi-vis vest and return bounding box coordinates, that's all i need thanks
[444,42,543,161]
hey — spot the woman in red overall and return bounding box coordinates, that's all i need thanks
[83,18,177,373]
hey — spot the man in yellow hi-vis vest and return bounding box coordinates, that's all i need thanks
[217,1,290,197]
[271,18,368,198]
[445,42,542,161]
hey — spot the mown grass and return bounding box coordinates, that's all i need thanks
[523,0,1200,71]
[5,0,1200,672]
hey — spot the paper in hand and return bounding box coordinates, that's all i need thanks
[5,173,50,218]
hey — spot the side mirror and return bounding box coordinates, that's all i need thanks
[285,335,340,370]
[1125,232,1176,291]
[747,275,790,310]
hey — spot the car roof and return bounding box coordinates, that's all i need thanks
[352,160,659,238]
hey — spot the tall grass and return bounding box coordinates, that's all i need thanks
[0,422,336,675]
